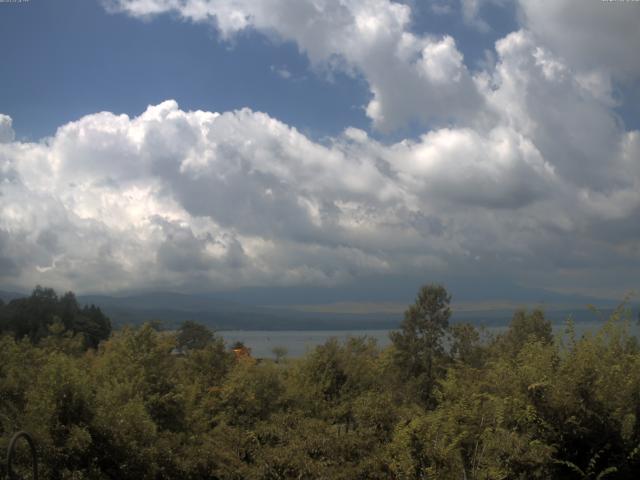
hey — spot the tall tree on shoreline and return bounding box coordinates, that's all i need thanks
[390,283,451,406]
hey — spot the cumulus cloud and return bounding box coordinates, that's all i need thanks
[100,1,640,133]
[1,1,638,297]
[0,115,15,143]
[1,60,639,295]
[460,0,509,32]
[517,0,640,84]
[482,30,632,192]
[102,0,483,131]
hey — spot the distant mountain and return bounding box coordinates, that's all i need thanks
[0,290,25,302]
[202,277,620,307]
[2,284,635,331]
[77,292,400,331]
[78,291,240,313]
[75,287,633,331]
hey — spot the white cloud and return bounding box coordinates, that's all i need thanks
[517,0,640,84]
[1,1,637,297]
[389,125,556,209]
[0,114,15,143]
[482,30,635,193]
[418,36,465,84]
[1,72,639,295]
[270,65,292,79]
[461,0,490,31]
[103,0,483,131]
[458,0,511,32]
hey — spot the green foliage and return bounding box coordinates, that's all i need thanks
[271,346,288,363]
[450,322,485,367]
[176,320,215,351]
[0,286,111,349]
[493,308,553,358]
[1,285,640,479]
[390,283,451,406]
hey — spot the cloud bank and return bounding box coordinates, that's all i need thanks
[0,0,638,297]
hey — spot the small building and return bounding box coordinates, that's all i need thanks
[170,346,187,356]
[232,342,252,360]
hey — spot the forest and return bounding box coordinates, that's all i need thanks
[1,285,640,479]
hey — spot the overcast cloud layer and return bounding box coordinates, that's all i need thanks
[1,0,639,297]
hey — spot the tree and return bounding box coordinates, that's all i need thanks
[449,322,485,367]
[272,346,288,363]
[176,320,214,351]
[494,308,553,357]
[0,287,111,349]
[390,283,451,406]
[76,304,111,349]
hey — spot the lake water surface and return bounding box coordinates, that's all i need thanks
[221,329,392,358]
[220,321,640,359]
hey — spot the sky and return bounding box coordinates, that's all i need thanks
[0,0,639,302]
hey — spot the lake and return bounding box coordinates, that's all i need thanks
[220,320,640,359]
[221,329,392,358]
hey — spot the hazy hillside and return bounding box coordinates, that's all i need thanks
[3,286,633,331]
[73,290,635,331]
